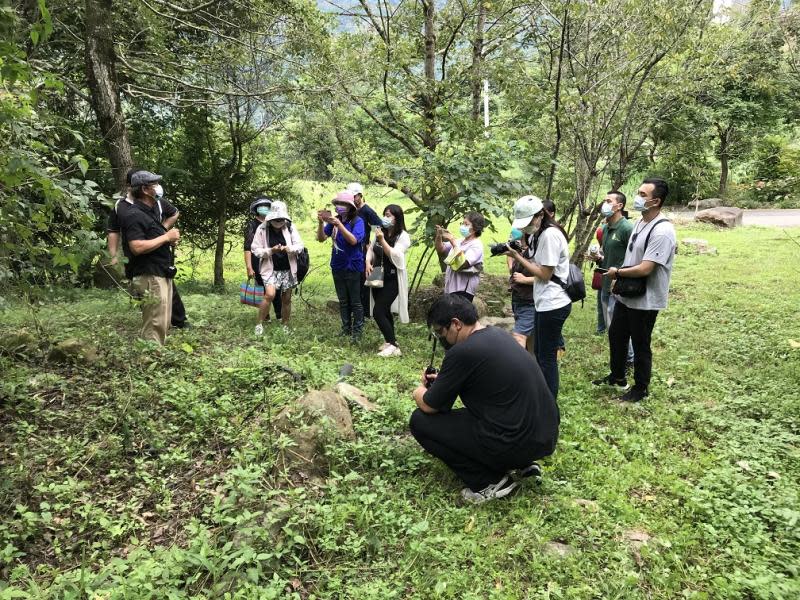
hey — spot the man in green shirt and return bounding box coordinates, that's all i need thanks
[589,191,634,364]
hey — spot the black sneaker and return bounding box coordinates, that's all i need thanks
[591,374,630,390]
[517,462,543,479]
[619,387,648,402]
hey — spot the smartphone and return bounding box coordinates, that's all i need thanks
[594,267,609,274]
[318,209,332,220]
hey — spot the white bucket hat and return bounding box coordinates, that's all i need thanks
[511,195,544,230]
[265,200,291,223]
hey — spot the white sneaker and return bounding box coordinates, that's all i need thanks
[254,324,264,336]
[378,342,391,352]
[378,344,402,357]
[460,476,518,505]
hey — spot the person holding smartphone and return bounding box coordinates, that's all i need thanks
[366,204,411,357]
[317,191,366,341]
[588,191,634,369]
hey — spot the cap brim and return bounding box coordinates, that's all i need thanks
[512,216,533,230]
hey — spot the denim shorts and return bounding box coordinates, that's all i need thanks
[512,301,536,336]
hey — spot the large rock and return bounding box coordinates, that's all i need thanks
[479,316,516,332]
[334,382,377,412]
[46,338,99,365]
[680,238,717,255]
[694,207,743,228]
[471,296,489,318]
[687,198,722,210]
[273,390,355,478]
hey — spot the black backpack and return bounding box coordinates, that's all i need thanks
[551,263,586,305]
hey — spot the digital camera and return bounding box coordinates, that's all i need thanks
[489,239,523,257]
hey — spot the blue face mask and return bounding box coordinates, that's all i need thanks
[633,196,648,212]
[381,217,394,228]
[600,202,615,218]
[510,228,523,241]
[459,225,471,237]
[256,206,270,216]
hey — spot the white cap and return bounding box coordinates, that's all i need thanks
[511,195,544,230]
[265,200,291,222]
[347,182,364,196]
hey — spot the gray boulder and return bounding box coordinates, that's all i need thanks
[334,382,377,412]
[479,316,516,332]
[273,390,355,478]
[687,198,722,210]
[694,207,743,228]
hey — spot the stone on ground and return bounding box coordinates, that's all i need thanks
[694,207,743,228]
[680,238,717,255]
[273,390,355,478]
[334,382,377,412]
[46,338,99,365]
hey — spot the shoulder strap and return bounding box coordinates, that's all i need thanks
[641,218,669,253]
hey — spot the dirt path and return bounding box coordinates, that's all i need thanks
[665,208,800,227]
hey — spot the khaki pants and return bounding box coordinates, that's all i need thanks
[131,274,173,344]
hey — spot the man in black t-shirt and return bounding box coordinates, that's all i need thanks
[107,168,189,328]
[410,294,560,504]
[118,171,181,344]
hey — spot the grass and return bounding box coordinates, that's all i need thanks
[0,216,799,599]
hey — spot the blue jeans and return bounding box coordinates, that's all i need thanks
[600,288,634,363]
[333,270,364,336]
[595,290,606,333]
[534,303,571,400]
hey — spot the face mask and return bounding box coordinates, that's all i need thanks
[633,196,648,212]
[256,206,270,216]
[600,202,615,218]
[381,217,394,228]
[270,219,285,228]
[153,184,164,200]
[435,331,453,351]
[459,225,471,237]
[335,205,348,216]
[510,228,523,241]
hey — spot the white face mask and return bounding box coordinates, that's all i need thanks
[153,184,164,199]
[600,202,615,218]
[633,196,648,212]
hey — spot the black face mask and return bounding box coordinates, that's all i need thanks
[437,335,452,351]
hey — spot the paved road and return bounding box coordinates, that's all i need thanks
[666,208,800,227]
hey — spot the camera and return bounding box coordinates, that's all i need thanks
[165,265,178,279]
[424,366,438,388]
[489,239,522,257]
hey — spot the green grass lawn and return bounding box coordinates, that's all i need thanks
[1,220,798,599]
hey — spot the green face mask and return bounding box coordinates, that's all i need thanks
[256,207,270,216]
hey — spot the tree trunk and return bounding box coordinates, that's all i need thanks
[470,1,486,122]
[213,191,228,288]
[545,8,568,202]
[421,0,437,152]
[85,0,132,192]
[718,126,730,198]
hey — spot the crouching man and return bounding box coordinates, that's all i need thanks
[409,294,560,504]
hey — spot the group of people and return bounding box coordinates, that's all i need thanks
[108,169,677,506]
[409,177,677,504]
[242,183,412,355]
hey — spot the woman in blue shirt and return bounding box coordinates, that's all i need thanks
[317,190,366,341]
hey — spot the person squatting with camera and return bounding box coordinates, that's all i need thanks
[117,171,180,345]
[408,294,560,504]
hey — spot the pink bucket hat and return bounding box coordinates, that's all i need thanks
[333,190,356,208]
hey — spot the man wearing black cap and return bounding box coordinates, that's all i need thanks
[118,171,181,344]
[107,168,190,329]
